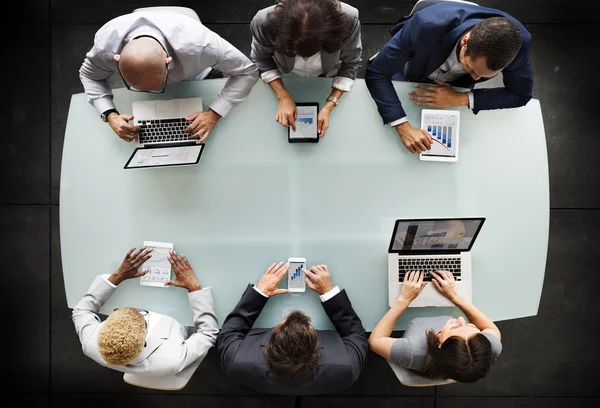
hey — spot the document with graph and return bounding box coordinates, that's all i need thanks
[419,109,460,162]
[289,103,319,142]
[140,241,174,287]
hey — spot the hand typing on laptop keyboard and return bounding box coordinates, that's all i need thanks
[138,118,194,144]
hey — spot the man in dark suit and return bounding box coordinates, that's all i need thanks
[217,262,368,395]
[366,2,533,154]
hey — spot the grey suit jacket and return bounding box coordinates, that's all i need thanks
[217,284,369,395]
[72,276,219,376]
[250,2,362,90]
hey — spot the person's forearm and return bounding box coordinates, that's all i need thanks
[370,298,409,340]
[453,296,498,332]
[268,78,292,101]
[323,88,345,111]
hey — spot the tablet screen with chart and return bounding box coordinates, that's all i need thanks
[289,103,319,142]
[140,241,173,287]
[419,110,460,161]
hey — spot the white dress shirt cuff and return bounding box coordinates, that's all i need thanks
[101,274,118,288]
[467,91,475,110]
[209,96,234,118]
[261,69,283,84]
[93,96,116,117]
[253,285,269,298]
[331,76,354,92]
[389,117,409,127]
[319,286,340,303]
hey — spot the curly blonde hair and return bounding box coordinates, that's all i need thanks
[97,307,146,365]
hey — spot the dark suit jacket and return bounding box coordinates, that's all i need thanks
[365,2,533,124]
[217,284,369,395]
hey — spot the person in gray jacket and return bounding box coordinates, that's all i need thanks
[72,247,218,377]
[369,271,502,383]
[250,0,362,138]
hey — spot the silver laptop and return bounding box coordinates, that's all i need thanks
[132,97,204,147]
[387,217,485,307]
[123,98,205,170]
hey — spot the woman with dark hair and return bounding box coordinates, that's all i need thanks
[250,0,362,137]
[369,271,502,383]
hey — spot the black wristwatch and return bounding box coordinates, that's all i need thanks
[101,108,119,122]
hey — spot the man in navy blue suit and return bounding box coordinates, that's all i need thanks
[365,2,533,154]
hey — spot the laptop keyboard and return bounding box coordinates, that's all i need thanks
[398,258,462,282]
[138,118,194,144]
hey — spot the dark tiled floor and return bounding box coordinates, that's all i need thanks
[5,0,600,405]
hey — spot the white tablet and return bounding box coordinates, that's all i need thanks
[124,144,204,169]
[140,241,173,287]
[419,109,460,162]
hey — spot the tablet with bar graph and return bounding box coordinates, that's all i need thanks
[419,109,460,162]
[287,257,306,292]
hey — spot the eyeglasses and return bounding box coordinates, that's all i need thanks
[117,62,169,94]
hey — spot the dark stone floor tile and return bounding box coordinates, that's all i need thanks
[49,0,271,24]
[303,397,434,408]
[13,0,49,23]
[528,25,600,208]
[1,25,49,204]
[438,210,600,397]
[438,397,600,408]
[354,1,598,24]
[1,206,50,392]
[50,1,600,24]
[51,395,293,407]
[331,350,434,396]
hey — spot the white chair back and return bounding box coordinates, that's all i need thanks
[387,360,456,387]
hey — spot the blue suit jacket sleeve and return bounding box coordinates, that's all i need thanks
[365,13,425,124]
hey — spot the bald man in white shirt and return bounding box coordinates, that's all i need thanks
[80,10,259,143]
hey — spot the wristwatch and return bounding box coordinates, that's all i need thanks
[326,96,340,107]
[101,108,119,122]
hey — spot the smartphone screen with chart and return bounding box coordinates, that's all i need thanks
[289,103,319,142]
[287,259,306,292]
[420,110,460,161]
[140,241,174,287]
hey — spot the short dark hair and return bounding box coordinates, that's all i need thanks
[265,310,320,380]
[465,17,523,71]
[265,0,352,57]
[423,330,493,383]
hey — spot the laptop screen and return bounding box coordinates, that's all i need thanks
[388,218,485,253]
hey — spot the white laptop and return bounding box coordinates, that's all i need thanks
[123,97,205,169]
[387,217,485,307]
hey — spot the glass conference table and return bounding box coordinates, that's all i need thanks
[60,78,548,329]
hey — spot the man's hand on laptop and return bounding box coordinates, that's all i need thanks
[398,270,427,304]
[431,270,459,303]
[395,122,432,154]
[185,109,221,144]
[107,113,140,142]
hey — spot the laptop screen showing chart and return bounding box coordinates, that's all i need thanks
[389,218,485,253]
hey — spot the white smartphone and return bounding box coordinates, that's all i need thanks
[287,257,307,292]
[140,241,173,287]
